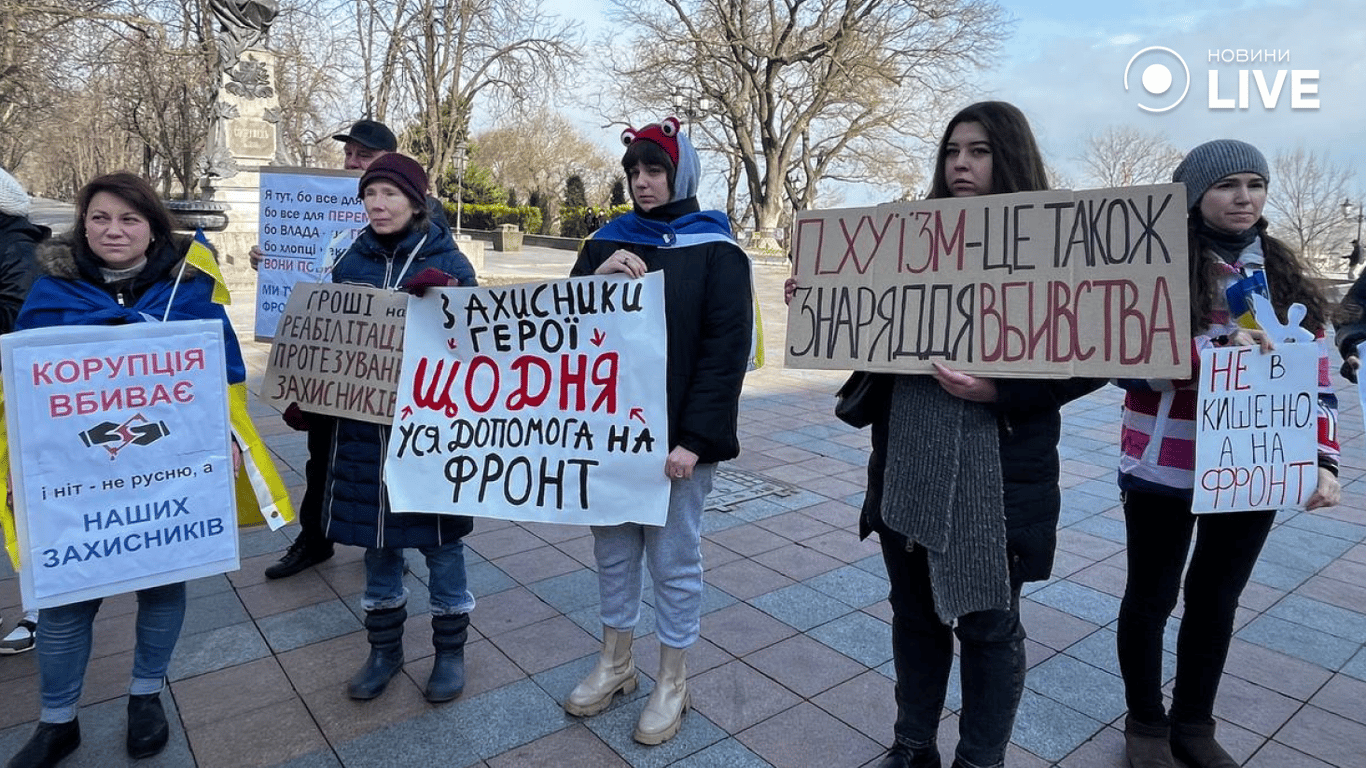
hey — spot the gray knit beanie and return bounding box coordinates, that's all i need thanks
[1172,139,1270,212]
[0,166,30,217]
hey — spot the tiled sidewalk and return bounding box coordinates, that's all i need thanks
[1,246,1364,767]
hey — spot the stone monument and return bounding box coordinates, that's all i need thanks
[197,0,286,280]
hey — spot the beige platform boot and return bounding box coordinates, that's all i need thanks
[633,644,689,745]
[565,625,638,716]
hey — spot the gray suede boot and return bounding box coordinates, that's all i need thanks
[1124,715,1176,768]
[1170,719,1237,768]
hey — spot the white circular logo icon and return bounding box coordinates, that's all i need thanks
[1124,47,1190,113]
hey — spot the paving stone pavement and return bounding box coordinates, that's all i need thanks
[2,242,1364,767]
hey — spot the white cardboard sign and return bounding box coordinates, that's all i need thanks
[255,166,365,340]
[385,273,672,526]
[1,321,239,609]
[1193,343,1319,513]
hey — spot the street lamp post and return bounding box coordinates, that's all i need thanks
[1344,197,1364,245]
[454,139,468,237]
[299,129,319,167]
[1342,198,1363,278]
[670,89,713,134]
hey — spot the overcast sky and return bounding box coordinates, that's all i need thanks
[548,0,1364,206]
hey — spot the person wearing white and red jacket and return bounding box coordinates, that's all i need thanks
[1114,140,1340,768]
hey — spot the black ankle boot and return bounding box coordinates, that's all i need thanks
[425,613,469,703]
[348,605,406,700]
[8,719,80,768]
[877,742,941,768]
[126,692,169,759]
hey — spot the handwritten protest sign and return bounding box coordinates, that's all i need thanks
[1,321,239,609]
[385,273,671,526]
[785,184,1191,377]
[1193,344,1319,514]
[261,283,407,425]
[255,167,365,340]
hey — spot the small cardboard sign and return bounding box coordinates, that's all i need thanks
[785,184,1191,378]
[261,283,407,424]
[384,274,671,526]
[1193,344,1319,513]
[255,167,365,340]
[1,321,239,609]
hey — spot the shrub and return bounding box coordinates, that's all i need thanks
[445,203,542,233]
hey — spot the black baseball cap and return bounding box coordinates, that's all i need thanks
[332,119,398,152]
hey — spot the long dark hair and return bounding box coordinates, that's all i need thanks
[1190,219,1327,332]
[927,101,1049,200]
[73,172,175,262]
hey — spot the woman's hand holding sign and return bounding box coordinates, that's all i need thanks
[1305,468,1340,510]
[932,362,998,403]
[597,249,647,279]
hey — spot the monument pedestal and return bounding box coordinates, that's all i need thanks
[199,48,283,288]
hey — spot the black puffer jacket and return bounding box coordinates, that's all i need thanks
[860,374,1104,583]
[0,213,47,333]
[321,219,477,549]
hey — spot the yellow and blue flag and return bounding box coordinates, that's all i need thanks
[187,228,231,305]
[1225,271,1268,329]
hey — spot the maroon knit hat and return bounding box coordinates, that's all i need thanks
[621,116,682,169]
[358,153,427,206]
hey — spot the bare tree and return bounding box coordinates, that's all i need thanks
[1265,147,1355,272]
[0,1,121,172]
[0,1,225,196]
[1076,126,1183,189]
[474,112,618,232]
[604,0,1008,237]
[268,5,351,163]
[345,0,583,179]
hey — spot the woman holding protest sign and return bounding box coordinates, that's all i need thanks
[1114,140,1339,768]
[320,152,478,705]
[784,101,1102,768]
[4,171,290,768]
[563,117,751,745]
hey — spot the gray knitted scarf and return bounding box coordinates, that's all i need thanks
[880,375,1010,623]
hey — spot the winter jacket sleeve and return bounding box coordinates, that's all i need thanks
[673,244,752,459]
[992,376,1105,416]
[1334,272,1366,379]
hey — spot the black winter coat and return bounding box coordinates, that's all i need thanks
[321,220,478,549]
[0,213,47,333]
[570,208,751,464]
[1335,272,1366,381]
[860,374,1104,583]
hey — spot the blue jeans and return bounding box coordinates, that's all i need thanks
[363,541,475,616]
[880,531,1025,768]
[36,582,186,723]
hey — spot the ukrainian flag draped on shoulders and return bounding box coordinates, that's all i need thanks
[0,230,292,568]
[591,209,764,371]
[592,208,737,249]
